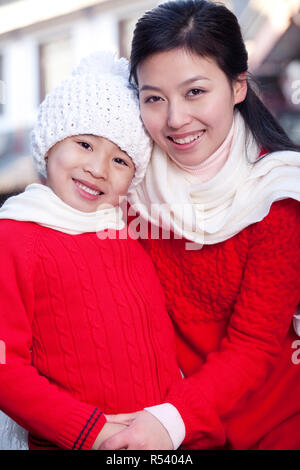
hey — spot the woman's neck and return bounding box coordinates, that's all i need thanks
[169,120,234,182]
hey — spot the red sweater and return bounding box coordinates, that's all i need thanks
[139,198,300,449]
[0,220,181,450]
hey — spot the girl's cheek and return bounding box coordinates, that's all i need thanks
[58,153,76,168]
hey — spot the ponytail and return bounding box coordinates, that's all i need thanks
[237,82,300,154]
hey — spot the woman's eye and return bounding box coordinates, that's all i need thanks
[114,157,128,166]
[78,141,92,150]
[187,88,204,97]
[144,95,163,104]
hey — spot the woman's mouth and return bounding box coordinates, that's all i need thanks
[73,179,104,201]
[168,130,205,148]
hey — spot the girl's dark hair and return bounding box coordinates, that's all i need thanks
[130,0,300,154]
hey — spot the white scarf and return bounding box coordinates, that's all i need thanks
[129,112,300,245]
[128,111,300,336]
[0,183,125,234]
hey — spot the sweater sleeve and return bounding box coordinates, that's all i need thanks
[0,221,106,450]
[165,199,300,449]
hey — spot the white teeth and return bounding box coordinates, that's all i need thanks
[172,132,204,145]
[77,182,100,195]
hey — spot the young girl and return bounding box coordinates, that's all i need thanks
[100,0,300,450]
[0,51,182,450]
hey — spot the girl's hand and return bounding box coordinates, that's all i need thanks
[92,422,127,450]
[99,410,173,450]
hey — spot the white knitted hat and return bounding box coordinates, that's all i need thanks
[31,51,152,188]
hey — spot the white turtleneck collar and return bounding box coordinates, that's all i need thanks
[169,119,234,182]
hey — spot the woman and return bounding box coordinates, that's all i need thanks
[101,0,300,450]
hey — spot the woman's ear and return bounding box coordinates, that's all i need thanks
[233,72,247,105]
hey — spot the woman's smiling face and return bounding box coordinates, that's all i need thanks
[137,48,247,166]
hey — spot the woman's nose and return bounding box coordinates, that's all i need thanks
[167,101,191,129]
[84,154,109,179]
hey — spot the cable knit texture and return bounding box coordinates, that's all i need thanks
[0,220,181,450]
[139,198,300,449]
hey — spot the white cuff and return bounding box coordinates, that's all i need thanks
[144,403,186,449]
[293,310,300,336]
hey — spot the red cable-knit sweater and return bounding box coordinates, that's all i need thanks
[0,221,181,450]
[139,198,300,450]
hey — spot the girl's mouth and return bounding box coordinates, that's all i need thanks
[73,179,104,201]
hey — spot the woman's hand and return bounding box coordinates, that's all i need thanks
[99,410,174,450]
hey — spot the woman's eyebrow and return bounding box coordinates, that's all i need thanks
[139,75,211,92]
[181,75,211,85]
[139,85,162,92]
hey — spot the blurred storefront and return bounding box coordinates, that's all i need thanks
[241,0,300,144]
[0,0,299,204]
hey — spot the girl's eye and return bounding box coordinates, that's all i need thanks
[114,157,128,167]
[78,141,92,150]
[144,95,163,104]
[187,88,204,97]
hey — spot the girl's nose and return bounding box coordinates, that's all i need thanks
[167,101,191,129]
[84,153,109,179]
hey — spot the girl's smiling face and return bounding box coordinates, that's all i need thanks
[46,135,135,212]
[137,48,247,166]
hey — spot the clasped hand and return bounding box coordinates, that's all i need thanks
[94,410,174,450]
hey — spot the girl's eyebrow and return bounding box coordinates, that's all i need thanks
[139,75,211,92]
[74,134,101,144]
[75,134,95,140]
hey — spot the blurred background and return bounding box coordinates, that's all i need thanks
[0,0,299,205]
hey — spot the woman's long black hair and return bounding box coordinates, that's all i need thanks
[130,0,300,154]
